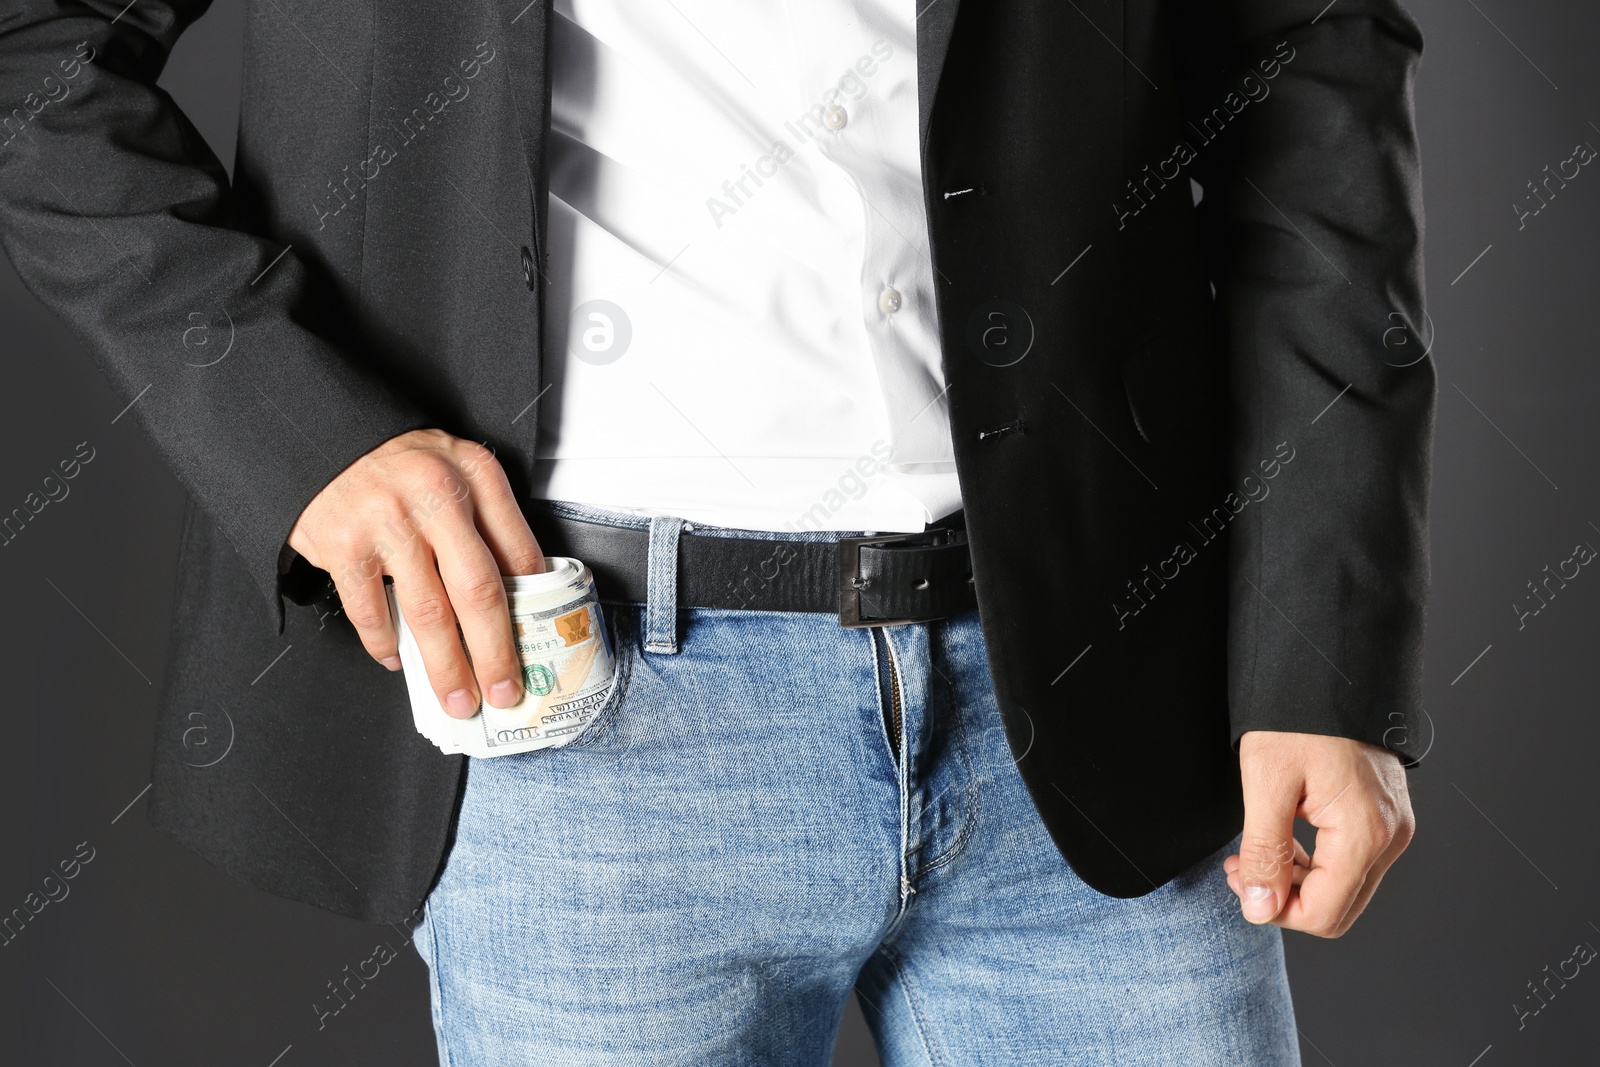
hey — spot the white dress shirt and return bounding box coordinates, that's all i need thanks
[531,0,962,533]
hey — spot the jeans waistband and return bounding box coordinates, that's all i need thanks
[527,499,966,657]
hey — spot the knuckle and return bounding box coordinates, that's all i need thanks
[401,452,459,492]
[457,570,507,613]
[368,495,411,529]
[385,427,452,456]
[1358,805,1395,847]
[403,593,452,630]
[418,480,464,513]
[1241,832,1295,878]
[472,647,519,682]
[343,601,390,632]
[422,653,471,694]
[415,428,455,447]
[325,524,367,559]
[424,460,472,504]
[455,439,501,477]
[504,547,545,575]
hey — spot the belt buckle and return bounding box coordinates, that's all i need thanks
[838,531,947,628]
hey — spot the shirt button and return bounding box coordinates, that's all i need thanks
[878,287,902,315]
[823,104,848,131]
[520,245,536,290]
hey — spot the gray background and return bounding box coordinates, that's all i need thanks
[3,0,1597,1063]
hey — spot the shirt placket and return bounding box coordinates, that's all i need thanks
[792,13,950,469]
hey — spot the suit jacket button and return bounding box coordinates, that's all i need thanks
[520,246,535,290]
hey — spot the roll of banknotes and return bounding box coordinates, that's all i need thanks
[387,558,617,757]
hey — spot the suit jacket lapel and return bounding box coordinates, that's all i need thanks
[918,0,962,154]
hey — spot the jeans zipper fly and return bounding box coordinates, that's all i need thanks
[883,629,904,766]
[880,628,918,906]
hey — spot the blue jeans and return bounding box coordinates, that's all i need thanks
[415,504,1299,1066]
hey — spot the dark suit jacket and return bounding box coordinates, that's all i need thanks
[0,0,1431,922]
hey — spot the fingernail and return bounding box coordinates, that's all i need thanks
[381,655,402,672]
[446,689,477,718]
[487,679,519,708]
[1243,883,1277,922]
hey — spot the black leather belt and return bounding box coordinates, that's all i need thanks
[528,503,977,627]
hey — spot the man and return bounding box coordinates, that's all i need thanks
[0,0,1429,1061]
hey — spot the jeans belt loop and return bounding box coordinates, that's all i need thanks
[643,515,685,655]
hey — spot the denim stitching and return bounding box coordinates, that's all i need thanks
[643,516,683,653]
[883,627,913,864]
[422,905,456,1067]
[682,523,876,542]
[535,499,652,529]
[879,941,945,1067]
[568,606,636,749]
[911,620,980,881]
[875,627,916,945]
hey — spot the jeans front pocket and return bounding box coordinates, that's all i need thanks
[564,602,636,750]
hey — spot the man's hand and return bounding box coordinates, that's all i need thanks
[287,428,545,718]
[1223,731,1415,938]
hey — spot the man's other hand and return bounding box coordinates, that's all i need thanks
[1223,731,1415,938]
[287,429,546,718]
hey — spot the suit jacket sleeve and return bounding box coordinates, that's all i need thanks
[1163,0,1434,761]
[0,0,432,634]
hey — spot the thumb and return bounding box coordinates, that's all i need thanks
[1238,766,1302,924]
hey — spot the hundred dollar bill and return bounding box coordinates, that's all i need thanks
[387,558,617,758]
